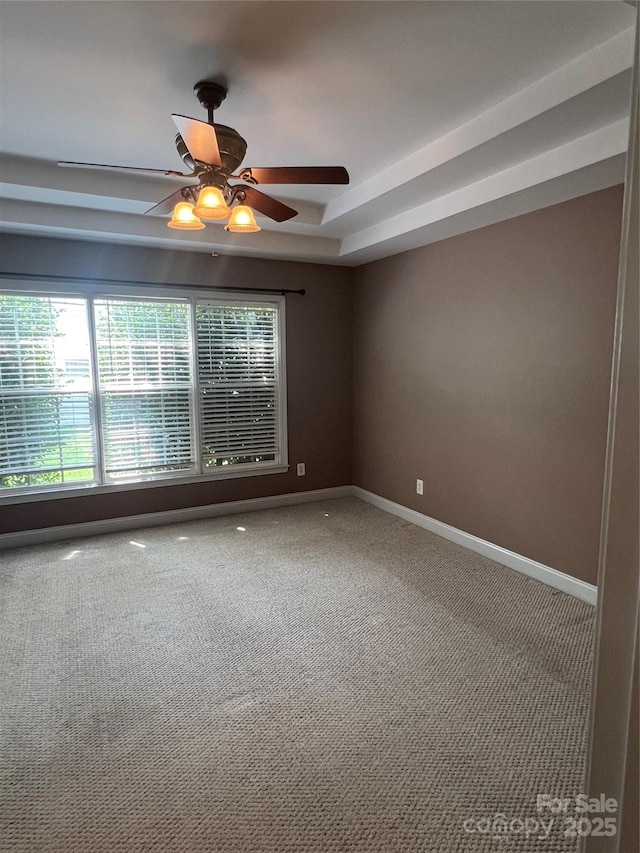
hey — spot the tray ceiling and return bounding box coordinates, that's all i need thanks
[0,1,636,265]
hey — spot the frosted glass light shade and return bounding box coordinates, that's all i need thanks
[167,202,205,230]
[225,205,260,233]
[193,186,231,221]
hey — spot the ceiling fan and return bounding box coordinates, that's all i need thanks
[58,80,349,233]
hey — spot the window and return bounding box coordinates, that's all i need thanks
[64,359,91,379]
[0,295,96,490]
[0,286,286,497]
[196,302,280,469]
[95,298,194,482]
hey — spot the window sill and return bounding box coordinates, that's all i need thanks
[0,464,290,506]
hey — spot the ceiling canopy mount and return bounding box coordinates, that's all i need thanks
[193,80,228,119]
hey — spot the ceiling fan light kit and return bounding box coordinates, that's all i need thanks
[193,185,231,220]
[167,201,206,230]
[224,205,260,233]
[58,79,349,238]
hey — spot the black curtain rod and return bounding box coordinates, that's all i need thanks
[0,271,305,296]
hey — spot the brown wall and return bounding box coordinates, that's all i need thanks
[0,235,353,533]
[0,187,624,586]
[353,186,623,584]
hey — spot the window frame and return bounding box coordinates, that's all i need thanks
[0,280,288,504]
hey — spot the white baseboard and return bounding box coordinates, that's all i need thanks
[0,483,597,605]
[352,487,597,606]
[0,486,352,551]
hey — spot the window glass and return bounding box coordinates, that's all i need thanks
[94,298,194,481]
[0,294,96,490]
[0,288,286,496]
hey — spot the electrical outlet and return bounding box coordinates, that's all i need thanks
[297,462,306,476]
[416,478,424,495]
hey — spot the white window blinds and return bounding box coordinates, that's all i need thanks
[0,294,96,489]
[0,287,286,496]
[196,303,280,467]
[94,298,194,481]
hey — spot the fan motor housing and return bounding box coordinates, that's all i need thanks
[175,124,247,184]
[212,124,248,174]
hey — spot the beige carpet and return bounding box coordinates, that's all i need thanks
[1,497,594,852]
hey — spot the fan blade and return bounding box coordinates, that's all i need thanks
[145,188,192,216]
[58,161,191,177]
[171,115,221,167]
[239,185,297,222]
[234,166,349,185]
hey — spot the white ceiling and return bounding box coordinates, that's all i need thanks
[0,1,636,266]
